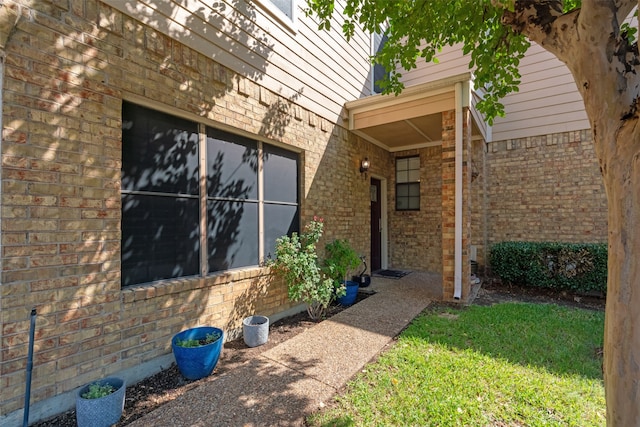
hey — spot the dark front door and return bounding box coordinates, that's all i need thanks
[370,178,382,271]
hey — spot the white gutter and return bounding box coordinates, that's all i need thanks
[454,82,463,300]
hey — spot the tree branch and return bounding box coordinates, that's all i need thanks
[501,1,566,51]
[579,0,635,37]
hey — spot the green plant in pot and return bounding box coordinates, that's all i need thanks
[75,377,126,427]
[323,238,361,306]
[269,217,335,320]
[172,326,224,380]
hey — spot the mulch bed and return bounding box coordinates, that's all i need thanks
[31,284,604,426]
[473,279,605,311]
[31,292,373,427]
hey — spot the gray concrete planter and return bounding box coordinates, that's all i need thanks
[243,315,269,347]
[76,376,126,427]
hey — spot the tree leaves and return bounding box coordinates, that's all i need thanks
[304,0,543,123]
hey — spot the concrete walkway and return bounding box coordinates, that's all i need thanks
[129,271,440,426]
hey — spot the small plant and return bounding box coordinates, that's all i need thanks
[323,239,361,288]
[268,217,335,320]
[81,382,116,399]
[175,331,221,348]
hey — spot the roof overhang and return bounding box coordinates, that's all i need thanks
[345,73,488,151]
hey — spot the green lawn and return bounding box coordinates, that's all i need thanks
[308,302,605,427]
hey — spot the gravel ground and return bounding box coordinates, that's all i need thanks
[31,283,604,427]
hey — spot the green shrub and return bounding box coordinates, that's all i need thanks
[268,217,337,320]
[489,241,607,293]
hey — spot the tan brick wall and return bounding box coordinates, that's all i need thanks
[0,1,611,421]
[470,138,488,269]
[0,1,373,419]
[388,146,442,272]
[469,130,608,275]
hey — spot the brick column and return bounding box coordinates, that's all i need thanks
[441,109,472,300]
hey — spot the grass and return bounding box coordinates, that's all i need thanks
[308,302,605,427]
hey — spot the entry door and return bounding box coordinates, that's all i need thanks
[370,178,382,272]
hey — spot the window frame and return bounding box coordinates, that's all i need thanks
[395,155,421,211]
[121,101,300,287]
[253,0,298,33]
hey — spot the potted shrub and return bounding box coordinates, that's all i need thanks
[268,216,335,320]
[323,238,361,306]
[75,377,126,427]
[172,326,224,380]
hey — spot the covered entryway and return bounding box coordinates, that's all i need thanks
[345,73,487,301]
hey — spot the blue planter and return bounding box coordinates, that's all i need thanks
[337,280,359,306]
[76,377,126,427]
[172,326,223,380]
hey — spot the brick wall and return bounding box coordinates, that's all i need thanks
[0,1,611,422]
[470,129,608,273]
[388,146,442,272]
[470,138,488,268]
[0,1,375,421]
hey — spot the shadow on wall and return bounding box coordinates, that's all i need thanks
[0,0,281,420]
[117,0,274,81]
[225,274,292,340]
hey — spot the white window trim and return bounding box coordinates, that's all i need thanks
[253,0,298,33]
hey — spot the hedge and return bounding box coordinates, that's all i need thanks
[489,242,607,294]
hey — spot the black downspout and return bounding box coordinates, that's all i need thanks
[23,308,37,427]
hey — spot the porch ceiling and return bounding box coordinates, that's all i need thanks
[345,73,484,152]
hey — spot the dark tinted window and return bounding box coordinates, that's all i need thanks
[264,203,299,259]
[206,128,258,200]
[122,103,199,195]
[264,144,298,203]
[207,200,259,272]
[121,194,200,286]
[122,102,299,286]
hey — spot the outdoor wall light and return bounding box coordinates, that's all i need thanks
[360,157,370,174]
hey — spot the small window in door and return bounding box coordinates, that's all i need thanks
[395,156,420,211]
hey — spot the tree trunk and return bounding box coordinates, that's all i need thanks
[600,122,640,425]
[503,2,640,422]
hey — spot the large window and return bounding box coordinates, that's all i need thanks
[121,102,299,286]
[396,156,420,211]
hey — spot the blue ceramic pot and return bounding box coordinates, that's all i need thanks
[337,280,359,306]
[172,326,223,380]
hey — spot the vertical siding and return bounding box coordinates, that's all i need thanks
[103,0,372,123]
[398,43,590,141]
